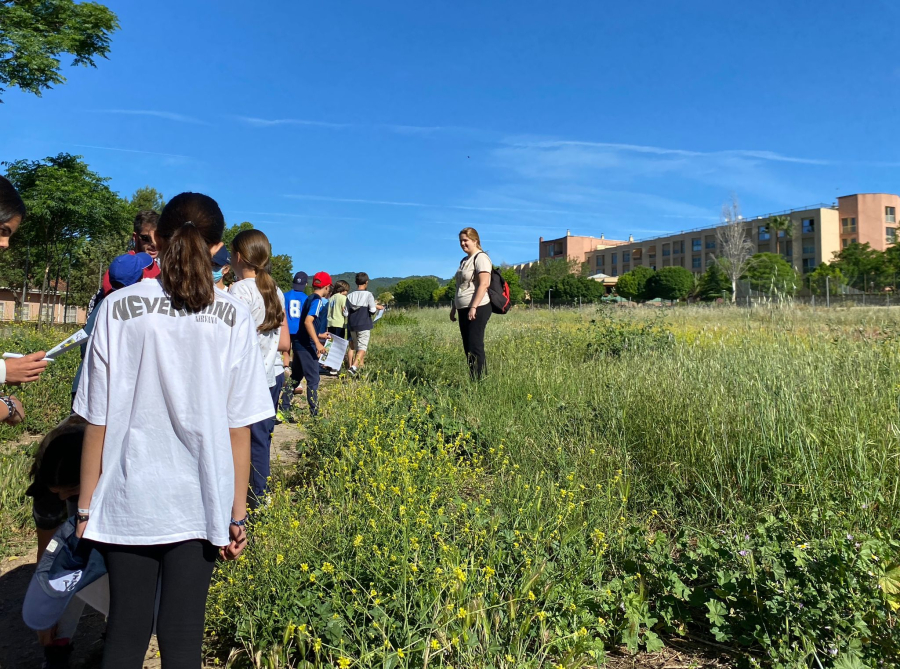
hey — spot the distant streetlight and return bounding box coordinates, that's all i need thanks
[548,288,553,310]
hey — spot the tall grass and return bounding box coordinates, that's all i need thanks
[210,306,900,668]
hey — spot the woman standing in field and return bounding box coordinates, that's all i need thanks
[229,229,289,505]
[74,192,275,669]
[450,227,492,379]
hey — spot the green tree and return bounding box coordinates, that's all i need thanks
[743,253,800,295]
[0,0,119,102]
[270,254,293,293]
[832,242,890,291]
[647,266,694,301]
[767,215,793,256]
[129,186,165,213]
[432,282,454,304]
[223,221,254,250]
[3,153,126,322]
[615,266,655,301]
[377,291,394,305]
[394,277,440,305]
[806,262,845,296]
[522,257,580,291]
[500,268,525,304]
[696,262,732,301]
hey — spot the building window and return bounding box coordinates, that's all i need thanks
[802,218,815,233]
[649,253,656,260]
[842,239,849,248]
[692,238,701,252]
[759,225,770,241]
[623,251,631,262]
[611,253,617,264]
[597,255,604,267]
[785,241,793,257]
[706,240,716,249]
[692,256,701,269]
[851,238,857,244]
[802,258,816,273]
[841,217,857,233]
[887,206,896,224]
[662,244,670,257]
[611,269,618,277]
[888,227,897,245]
[675,241,684,254]
[802,244,815,255]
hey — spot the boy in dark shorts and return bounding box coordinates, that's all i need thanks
[295,272,332,416]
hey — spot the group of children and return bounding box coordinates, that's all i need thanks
[0,175,388,669]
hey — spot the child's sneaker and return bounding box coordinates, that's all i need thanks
[275,411,285,425]
[348,366,358,377]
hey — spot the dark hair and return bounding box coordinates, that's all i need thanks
[335,280,350,293]
[0,175,26,225]
[30,416,87,490]
[231,229,285,331]
[156,193,224,312]
[133,210,159,235]
[355,272,369,286]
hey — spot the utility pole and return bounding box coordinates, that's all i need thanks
[548,288,552,310]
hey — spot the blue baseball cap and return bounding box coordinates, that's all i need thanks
[211,246,231,268]
[22,517,107,631]
[292,271,308,291]
[108,252,154,288]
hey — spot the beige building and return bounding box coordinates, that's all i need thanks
[0,285,87,325]
[585,193,898,280]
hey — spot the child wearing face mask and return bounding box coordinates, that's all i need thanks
[212,246,231,290]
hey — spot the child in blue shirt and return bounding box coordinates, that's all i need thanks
[295,272,332,416]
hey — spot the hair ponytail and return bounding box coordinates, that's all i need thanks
[231,229,285,332]
[156,193,225,312]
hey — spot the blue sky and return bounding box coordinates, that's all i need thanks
[3,0,900,277]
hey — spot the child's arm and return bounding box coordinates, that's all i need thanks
[277,314,290,353]
[76,423,106,538]
[304,315,326,356]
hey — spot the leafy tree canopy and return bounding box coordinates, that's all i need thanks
[129,186,165,214]
[647,266,694,301]
[615,266,655,301]
[696,262,732,301]
[0,0,119,102]
[500,267,525,305]
[522,257,580,290]
[806,262,845,296]
[743,253,800,295]
[394,276,440,304]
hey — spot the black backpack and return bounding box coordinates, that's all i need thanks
[472,252,511,315]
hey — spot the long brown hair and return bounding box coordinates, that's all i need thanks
[156,193,224,312]
[231,229,285,332]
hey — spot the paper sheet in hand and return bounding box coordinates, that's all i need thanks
[45,329,88,359]
[319,335,348,369]
[374,309,385,323]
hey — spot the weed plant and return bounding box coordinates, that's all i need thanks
[210,306,900,668]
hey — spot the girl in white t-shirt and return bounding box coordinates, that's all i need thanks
[450,227,493,379]
[228,229,289,507]
[74,193,274,669]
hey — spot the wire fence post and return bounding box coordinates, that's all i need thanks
[826,276,830,308]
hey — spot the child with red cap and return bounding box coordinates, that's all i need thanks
[294,272,332,416]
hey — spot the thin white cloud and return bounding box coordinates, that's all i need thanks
[227,209,364,221]
[503,138,830,166]
[234,116,351,129]
[283,193,616,217]
[72,143,192,160]
[90,109,207,125]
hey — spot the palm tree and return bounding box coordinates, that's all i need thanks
[768,215,793,256]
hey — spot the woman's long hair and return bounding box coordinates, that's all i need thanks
[231,229,285,332]
[156,193,225,312]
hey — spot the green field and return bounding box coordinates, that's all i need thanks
[1,307,898,668]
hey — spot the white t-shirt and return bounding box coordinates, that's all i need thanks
[455,252,492,309]
[73,280,274,547]
[228,279,284,388]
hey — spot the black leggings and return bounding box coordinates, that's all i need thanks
[458,303,491,379]
[99,540,218,669]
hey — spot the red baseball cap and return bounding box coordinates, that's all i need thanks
[312,271,332,288]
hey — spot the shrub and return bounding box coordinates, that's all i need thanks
[647,266,694,301]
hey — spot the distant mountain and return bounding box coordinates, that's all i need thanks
[329,272,449,295]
